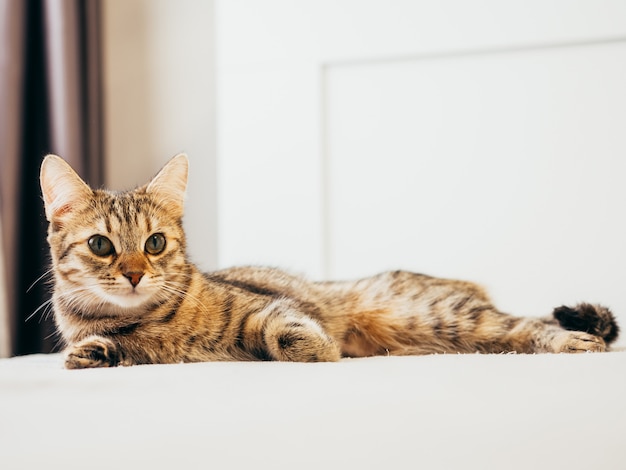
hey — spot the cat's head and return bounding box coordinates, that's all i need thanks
[40,154,190,315]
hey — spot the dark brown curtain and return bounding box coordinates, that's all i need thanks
[0,0,103,356]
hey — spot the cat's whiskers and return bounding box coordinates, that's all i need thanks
[26,298,54,323]
[28,284,96,323]
[27,268,55,293]
[38,325,66,354]
[160,281,208,311]
[26,285,92,324]
[162,281,206,310]
[57,285,106,316]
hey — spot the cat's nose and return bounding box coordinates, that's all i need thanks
[123,272,144,287]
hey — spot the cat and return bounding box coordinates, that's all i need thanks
[39,153,619,369]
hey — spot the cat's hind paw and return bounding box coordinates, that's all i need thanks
[65,336,122,369]
[552,331,606,353]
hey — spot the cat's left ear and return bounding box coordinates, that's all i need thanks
[146,153,188,217]
[40,154,93,222]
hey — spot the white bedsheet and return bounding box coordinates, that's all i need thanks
[1,352,625,470]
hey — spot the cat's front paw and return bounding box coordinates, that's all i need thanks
[65,336,122,369]
[552,331,606,353]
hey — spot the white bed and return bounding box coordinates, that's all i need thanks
[1,351,625,469]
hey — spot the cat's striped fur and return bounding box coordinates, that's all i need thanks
[40,154,619,369]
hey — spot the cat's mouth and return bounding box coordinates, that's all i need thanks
[99,286,155,309]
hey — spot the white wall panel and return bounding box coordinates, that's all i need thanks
[326,42,626,318]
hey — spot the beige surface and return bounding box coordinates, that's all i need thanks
[1,352,625,469]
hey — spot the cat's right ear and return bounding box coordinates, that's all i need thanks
[40,154,93,222]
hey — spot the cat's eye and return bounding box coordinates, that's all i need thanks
[145,233,166,255]
[88,235,114,257]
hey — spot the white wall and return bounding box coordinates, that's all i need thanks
[103,0,217,271]
[216,0,626,332]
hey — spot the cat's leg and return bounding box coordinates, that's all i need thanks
[505,302,620,353]
[419,304,608,353]
[245,299,341,362]
[64,335,123,369]
[388,309,607,354]
[403,279,612,353]
[341,271,614,355]
[360,303,607,355]
[498,316,606,353]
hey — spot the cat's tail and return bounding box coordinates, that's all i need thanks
[553,303,620,345]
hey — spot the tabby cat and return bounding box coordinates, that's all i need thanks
[40,154,619,369]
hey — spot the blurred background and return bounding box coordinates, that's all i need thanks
[1,0,625,357]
